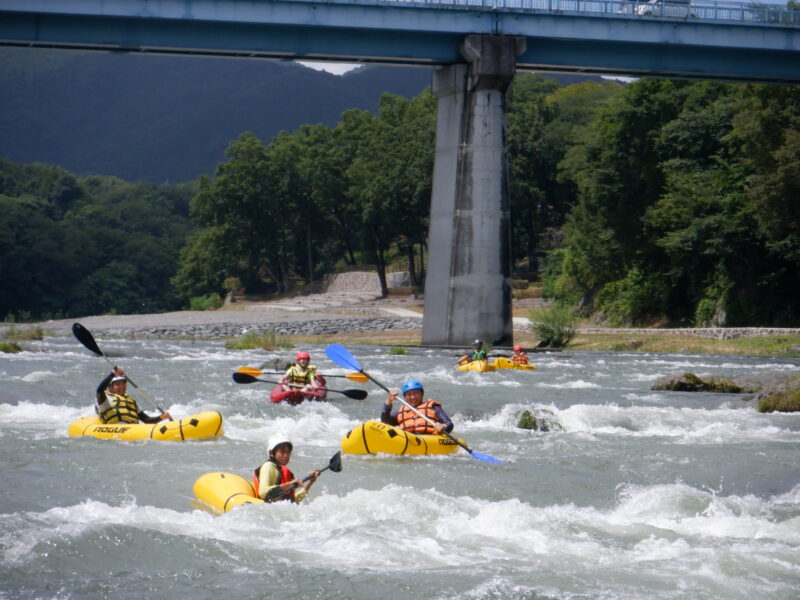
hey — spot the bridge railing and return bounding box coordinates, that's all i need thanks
[372,0,800,26]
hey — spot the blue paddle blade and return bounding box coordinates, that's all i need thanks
[325,344,362,372]
[469,450,504,464]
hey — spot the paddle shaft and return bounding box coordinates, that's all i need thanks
[72,323,171,419]
[267,453,341,501]
[257,371,360,379]
[352,367,476,456]
[233,373,366,399]
[324,343,502,463]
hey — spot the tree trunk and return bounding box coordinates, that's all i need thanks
[373,237,388,298]
[407,241,419,287]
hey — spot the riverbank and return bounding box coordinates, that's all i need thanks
[4,283,800,356]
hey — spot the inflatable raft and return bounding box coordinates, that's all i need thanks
[341,420,464,456]
[457,359,495,373]
[269,376,328,404]
[492,357,537,371]
[67,411,223,441]
[193,471,263,513]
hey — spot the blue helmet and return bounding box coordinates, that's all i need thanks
[401,379,424,394]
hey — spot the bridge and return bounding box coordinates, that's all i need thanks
[2,0,799,346]
[1,1,798,81]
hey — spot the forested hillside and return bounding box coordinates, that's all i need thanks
[0,160,195,319]
[2,73,798,327]
[0,48,433,182]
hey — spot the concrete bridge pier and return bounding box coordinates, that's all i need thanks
[422,34,525,348]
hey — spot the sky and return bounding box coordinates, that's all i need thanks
[298,61,360,75]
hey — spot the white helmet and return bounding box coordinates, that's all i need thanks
[267,433,293,454]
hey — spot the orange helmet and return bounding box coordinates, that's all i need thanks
[295,351,310,360]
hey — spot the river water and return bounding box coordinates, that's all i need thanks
[1,335,799,599]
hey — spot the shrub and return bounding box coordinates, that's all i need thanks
[189,293,223,311]
[223,277,242,292]
[595,268,667,326]
[224,330,293,351]
[389,346,408,355]
[0,341,22,353]
[4,326,45,342]
[528,304,577,348]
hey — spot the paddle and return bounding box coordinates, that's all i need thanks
[237,366,368,383]
[231,372,368,400]
[71,322,172,420]
[266,451,343,502]
[324,344,503,464]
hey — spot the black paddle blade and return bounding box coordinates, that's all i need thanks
[72,322,103,356]
[329,451,343,473]
[343,389,368,400]
[232,372,258,384]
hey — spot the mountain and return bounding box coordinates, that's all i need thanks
[0,48,433,182]
[0,48,605,183]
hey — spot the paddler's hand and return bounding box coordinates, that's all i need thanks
[432,422,445,434]
[386,388,399,406]
[159,412,172,421]
[304,470,320,489]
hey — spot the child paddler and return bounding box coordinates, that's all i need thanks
[254,434,320,503]
[279,351,321,392]
[381,379,454,435]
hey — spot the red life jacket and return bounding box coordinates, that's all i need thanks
[253,460,296,502]
[396,400,442,434]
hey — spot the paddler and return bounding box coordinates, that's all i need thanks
[279,351,321,392]
[458,339,488,365]
[381,379,454,435]
[254,434,320,503]
[512,345,530,365]
[95,366,171,424]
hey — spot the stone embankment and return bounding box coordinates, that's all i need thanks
[98,317,421,340]
[580,327,800,339]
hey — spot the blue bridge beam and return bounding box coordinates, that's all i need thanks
[1,0,799,83]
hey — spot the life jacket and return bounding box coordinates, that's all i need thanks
[253,460,296,502]
[469,349,487,361]
[285,364,315,387]
[396,400,442,434]
[97,393,139,424]
[512,353,529,364]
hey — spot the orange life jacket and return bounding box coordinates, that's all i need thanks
[396,400,442,434]
[253,461,296,502]
[512,353,529,364]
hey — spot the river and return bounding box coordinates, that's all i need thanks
[2,334,799,599]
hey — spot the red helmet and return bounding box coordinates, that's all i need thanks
[513,346,522,352]
[295,351,310,361]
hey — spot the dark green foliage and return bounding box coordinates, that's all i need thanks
[0,159,194,320]
[545,79,800,326]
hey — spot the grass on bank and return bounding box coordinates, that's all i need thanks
[0,325,47,353]
[568,333,800,356]
[256,329,800,357]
